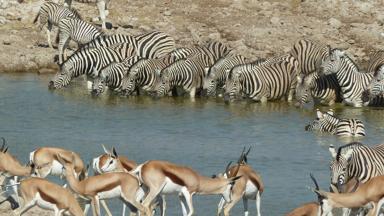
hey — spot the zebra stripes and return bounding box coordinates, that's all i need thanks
[49,46,122,89]
[58,18,103,64]
[290,39,330,75]
[320,49,373,107]
[134,31,176,59]
[91,56,141,95]
[305,109,365,137]
[82,34,136,50]
[224,58,296,102]
[328,142,384,190]
[367,50,384,74]
[295,72,341,106]
[204,54,247,96]
[120,57,171,96]
[33,1,81,48]
[157,53,213,98]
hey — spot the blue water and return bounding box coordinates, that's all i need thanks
[1,73,384,215]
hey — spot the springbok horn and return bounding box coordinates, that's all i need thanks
[0,137,5,152]
[232,162,241,177]
[310,173,320,190]
[225,161,233,177]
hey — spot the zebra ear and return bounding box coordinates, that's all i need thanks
[329,145,337,159]
[204,67,210,77]
[296,75,303,84]
[93,67,99,76]
[326,109,334,116]
[316,109,323,119]
[155,69,161,77]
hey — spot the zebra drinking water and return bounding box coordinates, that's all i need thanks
[204,54,247,97]
[49,46,122,89]
[320,48,373,107]
[91,56,142,95]
[295,72,341,106]
[223,58,297,103]
[58,18,103,64]
[305,109,366,137]
[33,1,81,48]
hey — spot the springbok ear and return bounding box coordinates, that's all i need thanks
[316,109,323,119]
[37,162,50,169]
[56,153,66,165]
[71,152,76,164]
[344,149,354,162]
[330,184,338,193]
[329,144,337,159]
[229,175,242,185]
[112,147,118,158]
[102,144,110,155]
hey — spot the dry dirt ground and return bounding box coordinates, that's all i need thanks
[0,0,383,214]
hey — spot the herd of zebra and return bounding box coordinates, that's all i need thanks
[35,1,384,109]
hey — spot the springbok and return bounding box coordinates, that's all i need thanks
[14,177,84,216]
[57,153,149,216]
[285,202,320,216]
[30,146,113,215]
[216,147,264,216]
[134,159,242,216]
[310,173,384,216]
[92,145,165,216]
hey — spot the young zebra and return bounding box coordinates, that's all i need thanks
[290,38,330,75]
[91,55,141,95]
[64,0,110,30]
[49,46,122,89]
[204,54,247,96]
[33,1,81,48]
[295,72,341,106]
[305,109,366,137]
[58,18,103,64]
[157,53,214,98]
[120,56,174,96]
[320,49,373,107]
[224,59,296,103]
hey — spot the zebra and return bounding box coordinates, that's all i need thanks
[64,0,110,30]
[223,58,297,103]
[305,109,366,137]
[320,48,373,107]
[203,54,247,97]
[91,56,142,95]
[49,46,122,89]
[58,18,103,64]
[295,71,341,106]
[120,55,173,96]
[33,1,81,48]
[157,53,214,98]
[328,142,384,191]
[290,38,330,75]
[81,33,136,50]
[366,50,384,74]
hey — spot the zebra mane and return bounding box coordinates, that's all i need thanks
[336,142,364,161]
[331,48,360,72]
[68,6,82,20]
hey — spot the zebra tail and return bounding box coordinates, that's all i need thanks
[33,11,40,24]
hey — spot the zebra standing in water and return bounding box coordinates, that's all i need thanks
[295,72,341,106]
[157,53,214,98]
[305,109,366,137]
[64,0,110,30]
[320,49,373,107]
[362,64,384,105]
[290,38,330,75]
[120,55,175,96]
[33,1,81,48]
[204,54,247,96]
[58,18,103,64]
[49,46,122,89]
[91,56,141,95]
[224,58,297,103]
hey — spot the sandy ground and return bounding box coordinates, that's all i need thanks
[0,0,384,214]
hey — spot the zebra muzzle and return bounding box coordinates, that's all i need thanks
[48,81,56,90]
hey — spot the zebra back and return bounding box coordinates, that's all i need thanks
[108,43,137,60]
[290,38,330,75]
[34,1,81,29]
[58,18,102,45]
[82,34,137,50]
[202,40,232,62]
[367,50,384,74]
[134,31,176,58]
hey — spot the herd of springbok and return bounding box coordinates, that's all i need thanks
[0,138,264,216]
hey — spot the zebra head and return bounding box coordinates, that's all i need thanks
[295,73,316,106]
[156,69,170,97]
[363,65,384,101]
[329,145,354,191]
[224,69,242,102]
[91,66,113,96]
[120,63,141,96]
[203,67,218,96]
[320,48,346,75]
[305,109,335,132]
[48,63,73,89]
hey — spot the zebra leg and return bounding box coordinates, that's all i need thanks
[341,207,351,216]
[96,1,107,30]
[46,22,53,49]
[58,32,70,65]
[189,87,196,98]
[63,0,71,7]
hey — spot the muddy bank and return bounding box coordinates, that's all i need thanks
[1,0,384,73]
